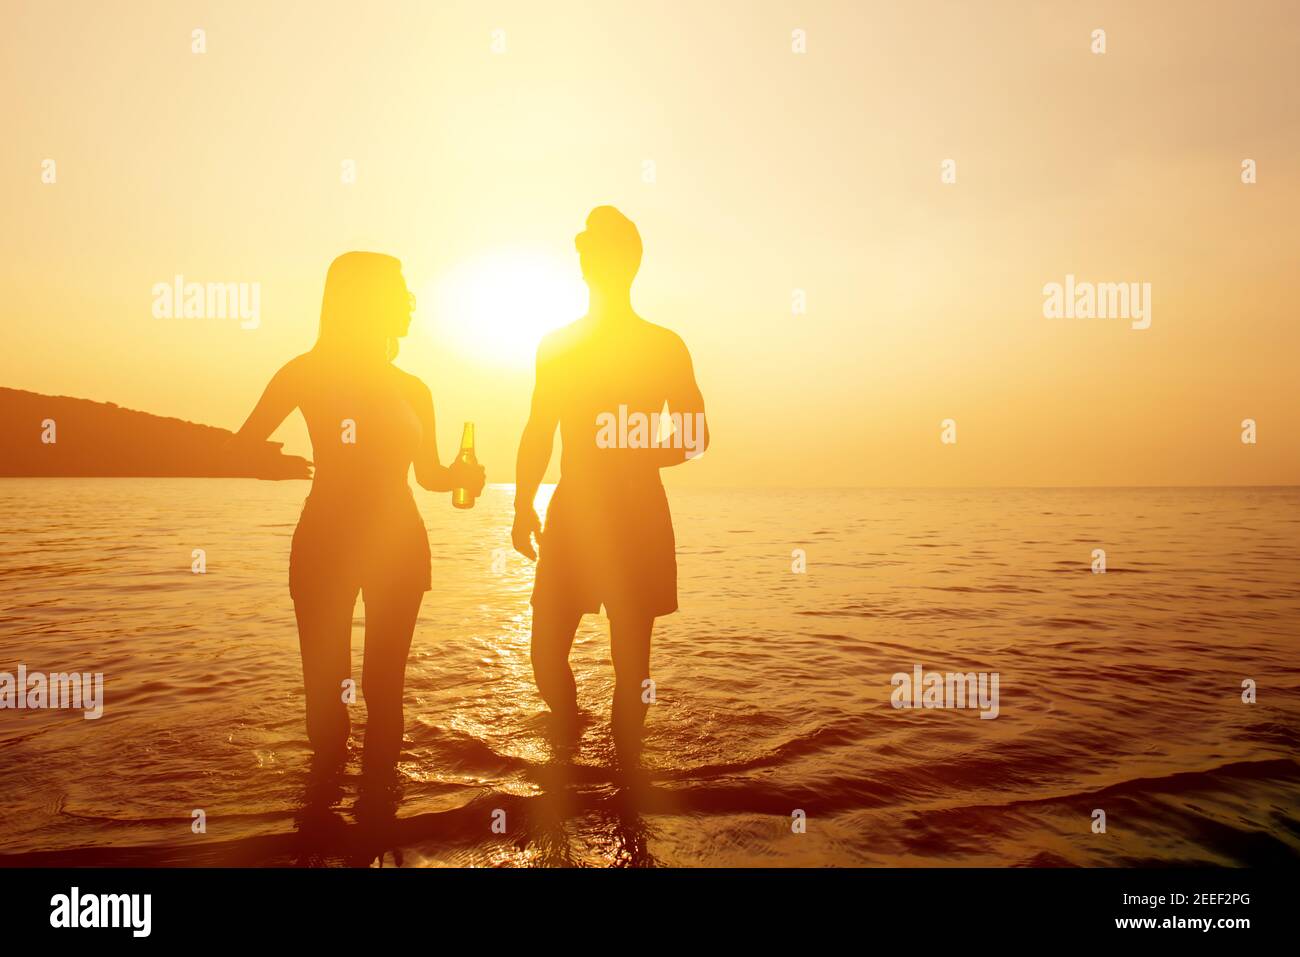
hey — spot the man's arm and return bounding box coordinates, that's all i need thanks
[652,336,708,467]
[512,343,560,559]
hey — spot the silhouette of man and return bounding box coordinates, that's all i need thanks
[512,206,709,767]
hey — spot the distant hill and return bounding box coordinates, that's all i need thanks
[0,387,311,479]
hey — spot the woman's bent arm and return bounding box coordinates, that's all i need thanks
[410,378,453,491]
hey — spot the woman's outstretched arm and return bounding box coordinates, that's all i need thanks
[233,358,302,443]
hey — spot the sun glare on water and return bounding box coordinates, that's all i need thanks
[426,250,587,366]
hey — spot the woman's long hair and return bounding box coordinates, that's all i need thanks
[314,252,410,364]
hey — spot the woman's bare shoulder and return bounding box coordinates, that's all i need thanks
[279,351,315,379]
[392,366,434,403]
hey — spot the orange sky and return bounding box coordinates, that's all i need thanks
[3,0,1297,486]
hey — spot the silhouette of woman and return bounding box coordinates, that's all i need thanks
[235,252,484,770]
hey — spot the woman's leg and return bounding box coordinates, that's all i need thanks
[360,586,424,770]
[609,613,654,767]
[293,589,358,760]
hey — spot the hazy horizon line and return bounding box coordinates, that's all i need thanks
[2,478,1296,491]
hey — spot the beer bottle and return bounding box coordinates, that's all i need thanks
[452,422,477,509]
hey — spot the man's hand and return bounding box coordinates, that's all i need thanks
[512,508,542,560]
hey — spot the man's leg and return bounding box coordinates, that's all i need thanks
[609,613,654,767]
[530,607,583,721]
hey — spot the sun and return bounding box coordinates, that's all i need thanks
[424,249,587,367]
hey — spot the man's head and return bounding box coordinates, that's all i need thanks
[575,206,642,292]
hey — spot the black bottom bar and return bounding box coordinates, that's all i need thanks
[0,867,1280,942]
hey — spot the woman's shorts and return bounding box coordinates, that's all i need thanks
[289,493,431,604]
